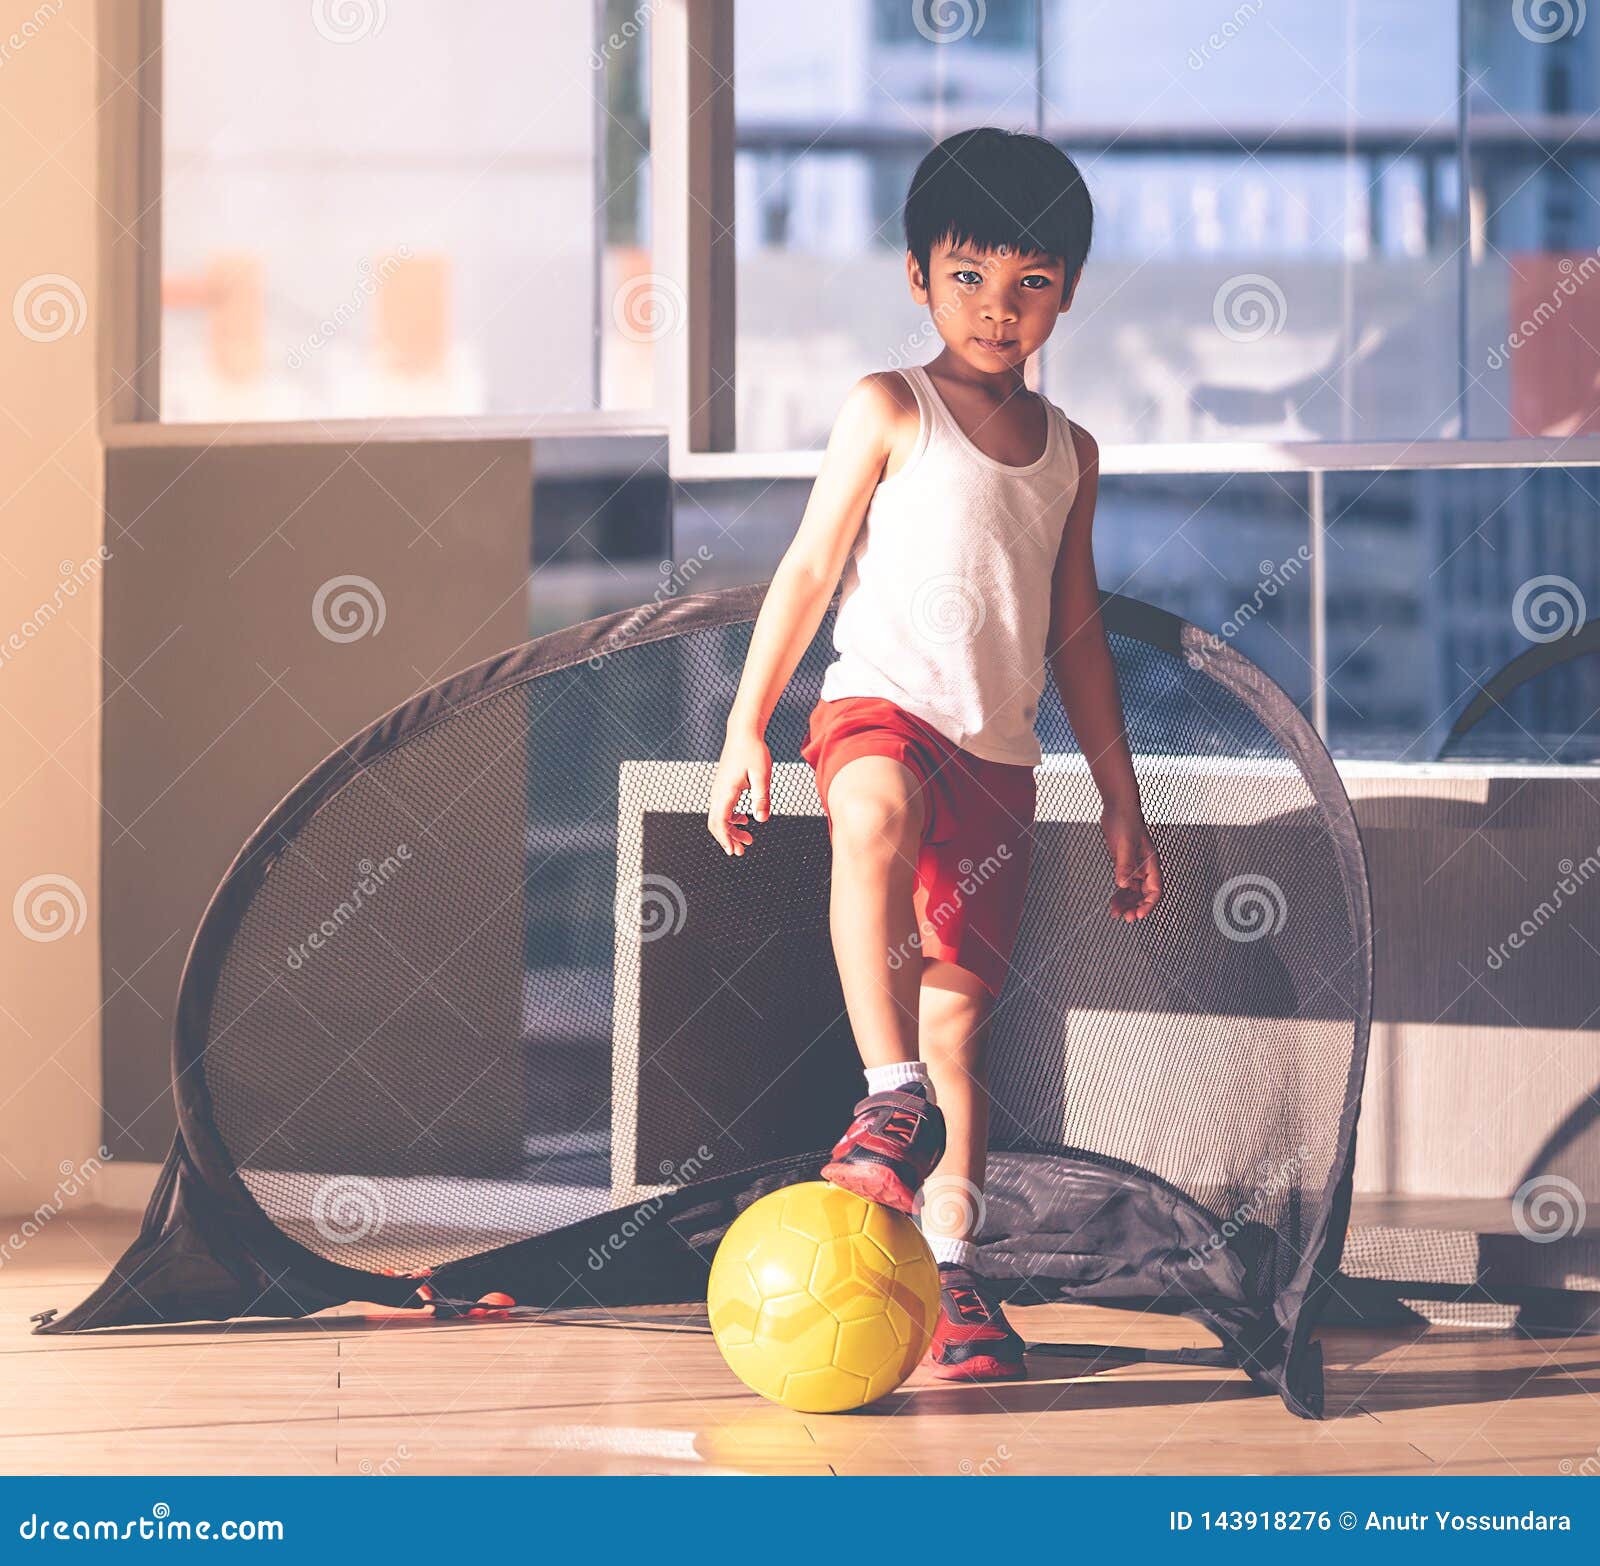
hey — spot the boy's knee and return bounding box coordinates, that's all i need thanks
[828,768,925,854]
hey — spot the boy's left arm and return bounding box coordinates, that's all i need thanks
[1043,423,1164,922]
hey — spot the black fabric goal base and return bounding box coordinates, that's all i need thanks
[35,1136,1329,1417]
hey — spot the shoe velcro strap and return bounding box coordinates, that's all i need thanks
[849,1087,930,1120]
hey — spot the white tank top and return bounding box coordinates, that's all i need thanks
[818,364,1081,767]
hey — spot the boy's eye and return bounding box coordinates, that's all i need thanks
[953,269,984,287]
[1020,275,1053,290]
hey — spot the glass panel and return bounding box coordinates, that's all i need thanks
[161,1,651,421]
[735,1,1465,451]
[529,437,673,638]
[1095,473,1314,712]
[1325,466,1600,761]
[1464,2,1600,438]
[1040,0,1463,445]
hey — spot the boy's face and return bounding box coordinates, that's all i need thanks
[909,239,1079,373]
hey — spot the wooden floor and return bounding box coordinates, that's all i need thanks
[3,1216,1597,1476]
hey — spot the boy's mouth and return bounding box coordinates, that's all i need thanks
[972,336,1018,353]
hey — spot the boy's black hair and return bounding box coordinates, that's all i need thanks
[904,127,1093,288]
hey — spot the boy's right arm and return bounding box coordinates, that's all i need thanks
[707,375,900,856]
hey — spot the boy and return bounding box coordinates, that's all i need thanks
[707,128,1163,1382]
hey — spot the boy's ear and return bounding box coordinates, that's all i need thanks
[906,249,930,304]
[1060,268,1083,314]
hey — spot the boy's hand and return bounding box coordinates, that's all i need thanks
[1100,802,1163,922]
[707,728,772,856]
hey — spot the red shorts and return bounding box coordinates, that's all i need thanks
[800,695,1037,1000]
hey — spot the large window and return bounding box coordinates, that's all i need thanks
[732,0,1600,453]
[161,0,651,422]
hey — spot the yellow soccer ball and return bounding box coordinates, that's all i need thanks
[706,1181,940,1412]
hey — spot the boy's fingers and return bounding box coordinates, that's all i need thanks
[1144,854,1164,901]
[707,769,745,852]
[1134,858,1162,914]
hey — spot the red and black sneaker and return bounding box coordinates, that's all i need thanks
[926,1264,1028,1382]
[820,1081,945,1214]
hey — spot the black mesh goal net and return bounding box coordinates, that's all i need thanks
[39,584,1372,1420]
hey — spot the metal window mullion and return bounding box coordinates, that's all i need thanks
[1457,0,1471,437]
[105,0,163,425]
[1309,468,1328,742]
[652,0,736,465]
[592,0,607,412]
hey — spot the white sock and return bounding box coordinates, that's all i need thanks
[863,1059,934,1104]
[928,1236,979,1271]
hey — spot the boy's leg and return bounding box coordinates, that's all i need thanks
[822,753,928,1067]
[917,958,993,1243]
[817,752,947,1212]
[916,963,1028,1383]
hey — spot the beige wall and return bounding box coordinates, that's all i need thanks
[0,0,105,1215]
